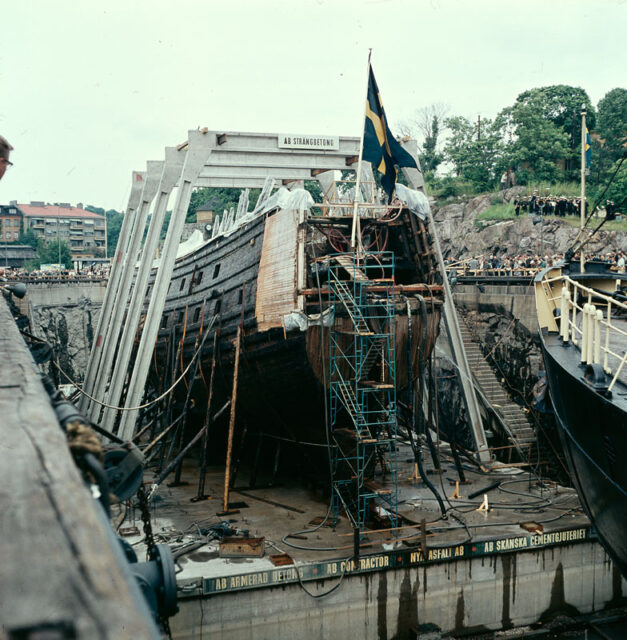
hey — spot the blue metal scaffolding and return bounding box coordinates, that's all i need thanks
[328,252,399,532]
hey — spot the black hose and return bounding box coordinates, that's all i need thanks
[413,295,447,518]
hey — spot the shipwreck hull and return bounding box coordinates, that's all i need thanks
[145,203,442,463]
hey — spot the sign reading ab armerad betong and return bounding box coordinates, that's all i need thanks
[279,134,339,150]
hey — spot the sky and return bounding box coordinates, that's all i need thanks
[1,0,625,211]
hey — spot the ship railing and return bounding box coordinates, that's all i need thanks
[447,266,540,278]
[310,200,389,219]
[543,274,627,392]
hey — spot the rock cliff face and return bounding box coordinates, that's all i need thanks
[31,299,101,384]
[432,190,627,259]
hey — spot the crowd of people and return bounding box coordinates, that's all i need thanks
[513,193,620,219]
[447,250,626,276]
[0,265,110,281]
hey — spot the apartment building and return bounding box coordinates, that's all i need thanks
[19,202,106,260]
[0,203,23,243]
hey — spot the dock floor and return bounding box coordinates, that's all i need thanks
[123,439,589,591]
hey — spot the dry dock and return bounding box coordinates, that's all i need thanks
[127,442,626,639]
[2,289,626,639]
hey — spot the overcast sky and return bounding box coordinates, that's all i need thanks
[2,0,625,211]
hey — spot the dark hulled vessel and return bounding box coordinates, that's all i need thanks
[535,262,627,577]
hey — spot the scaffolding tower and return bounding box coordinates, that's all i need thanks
[328,252,399,533]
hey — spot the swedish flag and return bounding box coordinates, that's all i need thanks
[362,66,418,202]
[585,128,592,168]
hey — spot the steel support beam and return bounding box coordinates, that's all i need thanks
[118,130,215,440]
[80,172,145,413]
[101,148,186,432]
[88,161,163,423]
[400,140,490,463]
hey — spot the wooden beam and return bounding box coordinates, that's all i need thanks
[300,284,444,297]
[345,155,359,166]
[217,133,227,145]
[222,326,242,513]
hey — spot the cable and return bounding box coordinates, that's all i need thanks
[565,154,626,257]
[52,314,217,412]
[293,559,350,599]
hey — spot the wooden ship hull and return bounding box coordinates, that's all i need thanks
[535,263,627,577]
[146,199,443,458]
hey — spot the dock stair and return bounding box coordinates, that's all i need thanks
[456,314,539,463]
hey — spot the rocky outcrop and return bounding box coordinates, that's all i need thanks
[31,298,101,384]
[433,191,627,259]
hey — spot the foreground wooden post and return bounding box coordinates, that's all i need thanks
[221,325,242,514]
[194,331,218,501]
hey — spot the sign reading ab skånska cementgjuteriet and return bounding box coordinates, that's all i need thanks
[278,135,339,150]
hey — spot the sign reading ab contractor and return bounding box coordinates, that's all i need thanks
[198,526,590,597]
[278,134,339,150]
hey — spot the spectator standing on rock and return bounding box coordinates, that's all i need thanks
[513,197,520,216]
[0,135,13,181]
[530,191,538,213]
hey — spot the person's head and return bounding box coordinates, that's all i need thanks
[0,135,13,180]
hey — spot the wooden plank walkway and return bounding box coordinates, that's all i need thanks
[0,297,158,639]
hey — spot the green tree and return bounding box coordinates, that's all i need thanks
[422,115,444,175]
[397,103,449,180]
[501,85,595,180]
[35,238,73,269]
[596,88,627,168]
[19,228,40,249]
[512,85,595,146]
[501,104,570,183]
[105,209,123,257]
[187,187,260,223]
[443,116,505,191]
[593,158,627,212]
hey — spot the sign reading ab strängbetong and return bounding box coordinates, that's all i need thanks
[279,135,339,150]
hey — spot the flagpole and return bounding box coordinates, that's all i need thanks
[350,48,373,251]
[580,104,586,274]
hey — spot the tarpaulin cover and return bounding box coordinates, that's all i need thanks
[395,183,430,220]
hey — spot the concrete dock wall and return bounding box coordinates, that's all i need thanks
[173,542,625,639]
[17,281,106,382]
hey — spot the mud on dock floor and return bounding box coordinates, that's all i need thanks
[115,439,627,638]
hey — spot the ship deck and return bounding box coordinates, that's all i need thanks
[613,316,627,388]
[543,314,627,413]
[122,438,590,598]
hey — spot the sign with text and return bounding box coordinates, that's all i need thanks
[278,134,339,150]
[199,526,591,596]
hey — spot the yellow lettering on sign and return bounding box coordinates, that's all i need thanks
[410,550,424,563]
